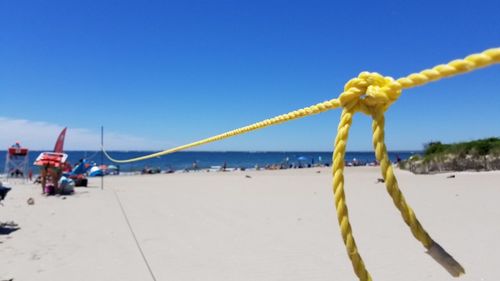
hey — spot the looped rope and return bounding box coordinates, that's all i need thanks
[339,72,402,115]
[334,82,464,280]
[102,47,500,280]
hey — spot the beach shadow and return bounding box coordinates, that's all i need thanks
[81,185,101,189]
[0,226,20,235]
[71,191,91,198]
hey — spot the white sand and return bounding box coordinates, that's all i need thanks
[1,167,499,281]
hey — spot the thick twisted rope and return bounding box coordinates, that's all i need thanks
[103,48,500,280]
[333,107,372,281]
[371,110,464,277]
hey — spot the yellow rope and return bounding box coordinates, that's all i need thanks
[103,47,500,280]
[103,98,342,163]
[333,107,372,281]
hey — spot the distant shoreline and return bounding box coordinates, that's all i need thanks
[1,151,416,177]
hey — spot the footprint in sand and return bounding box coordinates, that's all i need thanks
[30,253,41,261]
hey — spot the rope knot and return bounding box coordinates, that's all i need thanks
[339,72,402,114]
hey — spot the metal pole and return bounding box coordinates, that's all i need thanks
[101,126,104,190]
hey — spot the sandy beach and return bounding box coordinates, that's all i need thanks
[1,167,499,281]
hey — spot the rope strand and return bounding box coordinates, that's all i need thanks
[332,107,372,281]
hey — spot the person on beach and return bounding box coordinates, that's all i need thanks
[10,141,22,159]
[40,165,62,194]
[396,154,402,164]
[63,162,72,173]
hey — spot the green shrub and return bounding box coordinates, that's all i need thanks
[424,142,449,156]
[423,137,500,158]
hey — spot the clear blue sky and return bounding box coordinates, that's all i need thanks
[1,0,499,151]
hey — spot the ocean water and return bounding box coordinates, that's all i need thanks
[0,150,417,174]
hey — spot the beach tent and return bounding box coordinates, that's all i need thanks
[64,159,90,187]
[89,166,104,177]
[107,165,119,175]
[70,159,91,175]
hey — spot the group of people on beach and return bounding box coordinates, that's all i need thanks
[139,159,333,175]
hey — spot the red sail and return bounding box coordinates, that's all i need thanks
[53,127,67,153]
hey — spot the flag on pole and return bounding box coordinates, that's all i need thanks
[54,127,67,153]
